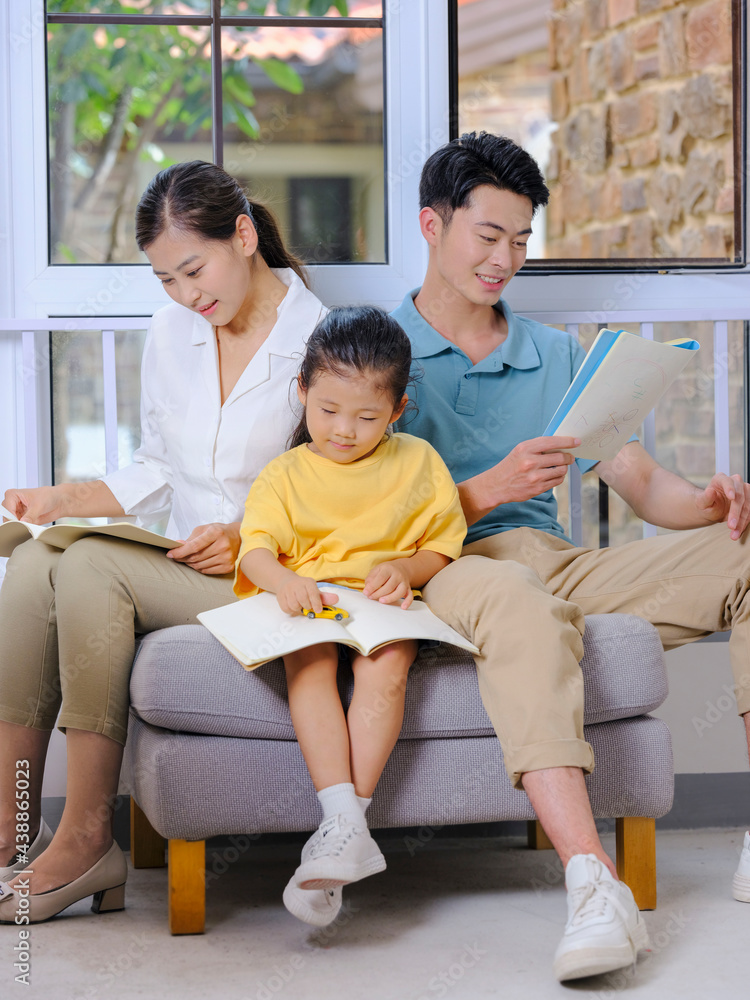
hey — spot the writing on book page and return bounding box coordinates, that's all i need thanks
[572,356,669,454]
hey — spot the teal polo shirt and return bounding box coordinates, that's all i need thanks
[392,290,598,545]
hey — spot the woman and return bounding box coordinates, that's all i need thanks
[0,161,326,922]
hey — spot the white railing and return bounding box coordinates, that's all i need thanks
[526,311,746,546]
[0,319,151,494]
[0,311,747,551]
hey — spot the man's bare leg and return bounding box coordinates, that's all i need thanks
[522,766,617,878]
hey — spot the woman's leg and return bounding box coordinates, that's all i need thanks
[0,723,51,866]
[1,536,236,894]
[283,643,349,790]
[0,540,63,866]
[347,640,417,798]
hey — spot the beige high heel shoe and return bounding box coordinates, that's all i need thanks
[0,841,127,924]
[0,818,54,880]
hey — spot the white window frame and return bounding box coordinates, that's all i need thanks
[1,0,749,497]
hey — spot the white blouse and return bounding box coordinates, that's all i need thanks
[102,268,326,540]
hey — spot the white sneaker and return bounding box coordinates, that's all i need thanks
[283,877,342,927]
[553,854,650,982]
[732,831,750,902]
[293,814,386,890]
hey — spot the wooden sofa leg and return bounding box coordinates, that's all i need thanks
[168,838,206,935]
[527,820,554,850]
[130,798,166,868]
[616,817,656,911]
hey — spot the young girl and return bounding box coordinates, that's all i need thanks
[234,306,467,926]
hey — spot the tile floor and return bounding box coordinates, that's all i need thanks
[2,827,748,1000]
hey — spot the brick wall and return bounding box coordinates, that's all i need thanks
[546,0,735,260]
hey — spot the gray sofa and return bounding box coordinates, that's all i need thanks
[123,613,673,933]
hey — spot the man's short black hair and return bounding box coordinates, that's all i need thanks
[419,131,550,222]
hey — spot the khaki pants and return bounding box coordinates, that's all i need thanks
[0,538,237,745]
[422,523,750,786]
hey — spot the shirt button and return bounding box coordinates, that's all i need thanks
[213,497,220,506]
[204,458,211,467]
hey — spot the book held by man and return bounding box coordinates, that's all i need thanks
[0,505,178,557]
[544,328,700,461]
[197,585,480,670]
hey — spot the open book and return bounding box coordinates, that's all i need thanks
[544,328,700,461]
[197,585,480,670]
[0,505,178,557]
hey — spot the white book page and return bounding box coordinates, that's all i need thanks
[0,505,177,556]
[556,336,698,461]
[197,591,352,667]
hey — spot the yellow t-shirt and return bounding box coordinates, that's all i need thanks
[234,433,466,598]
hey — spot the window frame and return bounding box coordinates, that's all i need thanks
[4,0,451,317]
[449,0,748,274]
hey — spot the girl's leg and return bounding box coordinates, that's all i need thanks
[347,640,417,798]
[290,640,417,893]
[284,643,350,790]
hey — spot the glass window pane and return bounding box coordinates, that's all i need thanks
[653,321,715,492]
[728,320,746,479]
[47,2,210,14]
[221,2,382,15]
[52,330,145,489]
[52,331,106,486]
[222,25,384,262]
[47,21,212,264]
[457,0,738,264]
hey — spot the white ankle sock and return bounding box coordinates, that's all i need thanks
[357,795,372,816]
[317,783,366,827]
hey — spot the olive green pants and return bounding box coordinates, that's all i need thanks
[422,523,750,786]
[0,537,236,745]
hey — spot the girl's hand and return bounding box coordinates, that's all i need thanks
[167,522,241,575]
[275,574,339,616]
[2,486,70,525]
[363,561,413,609]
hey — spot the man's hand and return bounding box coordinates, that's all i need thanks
[485,436,581,505]
[275,574,339,616]
[167,522,242,575]
[363,560,413,609]
[3,486,69,524]
[695,473,750,540]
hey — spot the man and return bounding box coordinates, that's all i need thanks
[392,131,750,983]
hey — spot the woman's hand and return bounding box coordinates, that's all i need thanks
[3,486,70,524]
[363,560,413,609]
[167,521,242,575]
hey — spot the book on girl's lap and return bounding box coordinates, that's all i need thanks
[544,328,700,461]
[0,505,178,557]
[197,584,479,670]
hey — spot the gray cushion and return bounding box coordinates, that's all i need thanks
[123,712,674,840]
[130,614,667,740]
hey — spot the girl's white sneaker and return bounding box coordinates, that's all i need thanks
[293,815,386,890]
[283,878,342,926]
[732,831,750,902]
